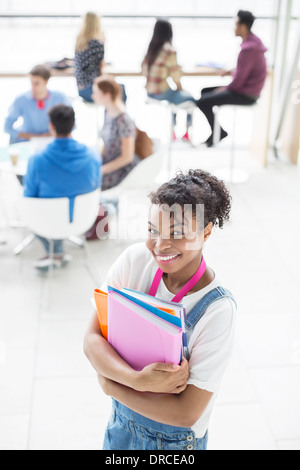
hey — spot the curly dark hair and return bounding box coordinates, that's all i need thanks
[149,169,232,229]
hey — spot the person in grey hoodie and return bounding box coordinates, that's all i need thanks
[196,10,267,147]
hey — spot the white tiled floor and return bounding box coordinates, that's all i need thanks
[1,133,300,450]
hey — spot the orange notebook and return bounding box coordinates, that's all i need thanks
[93,288,176,341]
[94,289,109,339]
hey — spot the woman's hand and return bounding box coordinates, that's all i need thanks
[217,69,232,77]
[175,81,183,91]
[18,132,51,140]
[85,313,189,395]
[136,358,189,394]
[98,358,189,397]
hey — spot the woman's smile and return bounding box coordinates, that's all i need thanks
[154,252,181,265]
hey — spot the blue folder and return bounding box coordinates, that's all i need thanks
[107,286,182,329]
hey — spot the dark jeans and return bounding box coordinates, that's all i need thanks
[36,235,64,255]
[78,85,94,103]
[196,86,257,135]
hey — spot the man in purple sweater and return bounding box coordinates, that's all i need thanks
[196,10,267,147]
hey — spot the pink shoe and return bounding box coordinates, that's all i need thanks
[181,131,190,142]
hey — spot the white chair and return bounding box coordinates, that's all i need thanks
[146,97,196,134]
[14,189,101,256]
[212,103,257,184]
[100,146,168,201]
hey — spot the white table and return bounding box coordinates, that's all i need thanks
[0,138,53,176]
[0,139,53,253]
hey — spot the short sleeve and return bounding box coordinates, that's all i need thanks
[100,243,152,293]
[100,245,135,292]
[187,298,236,394]
[4,96,23,140]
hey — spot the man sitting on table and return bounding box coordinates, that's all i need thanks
[196,10,267,147]
[24,104,101,271]
[4,64,70,144]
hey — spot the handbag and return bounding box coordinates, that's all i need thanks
[135,127,153,159]
[85,204,109,240]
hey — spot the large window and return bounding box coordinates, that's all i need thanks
[0,0,276,16]
[0,1,278,73]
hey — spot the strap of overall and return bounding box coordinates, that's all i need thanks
[148,260,237,329]
[148,257,207,303]
[185,286,237,330]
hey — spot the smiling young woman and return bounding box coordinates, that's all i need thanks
[146,203,215,296]
[84,169,236,451]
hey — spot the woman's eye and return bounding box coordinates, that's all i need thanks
[172,231,183,238]
[148,228,159,236]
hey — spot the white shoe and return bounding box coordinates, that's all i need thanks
[33,254,72,271]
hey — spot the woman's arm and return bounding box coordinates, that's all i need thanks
[99,59,106,75]
[167,48,182,91]
[101,136,135,175]
[84,312,189,394]
[4,99,21,142]
[18,132,51,140]
[100,376,213,428]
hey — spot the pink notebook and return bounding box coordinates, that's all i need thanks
[108,290,182,371]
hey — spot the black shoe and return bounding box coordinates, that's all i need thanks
[205,129,228,147]
[205,136,214,148]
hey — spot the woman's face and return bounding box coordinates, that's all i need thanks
[145,204,211,275]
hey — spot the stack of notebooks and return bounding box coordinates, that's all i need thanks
[93,287,188,371]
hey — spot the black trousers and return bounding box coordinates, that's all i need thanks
[196,86,257,135]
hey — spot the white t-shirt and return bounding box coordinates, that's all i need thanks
[101,242,237,438]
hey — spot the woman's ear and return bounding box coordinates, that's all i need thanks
[203,222,213,241]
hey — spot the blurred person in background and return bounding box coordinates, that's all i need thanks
[74,11,105,103]
[83,76,141,241]
[4,65,70,144]
[24,104,101,271]
[92,76,139,191]
[142,19,195,142]
[196,10,267,147]
[74,12,127,104]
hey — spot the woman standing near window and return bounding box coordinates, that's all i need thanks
[74,12,105,103]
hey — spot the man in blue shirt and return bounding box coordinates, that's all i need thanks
[4,64,71,144]
[24,104,102,271]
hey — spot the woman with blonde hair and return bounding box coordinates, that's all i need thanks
[74,12,105,102]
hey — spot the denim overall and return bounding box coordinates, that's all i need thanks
[102,286,236,450]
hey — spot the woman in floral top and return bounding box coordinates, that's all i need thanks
[92,77,140,191]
